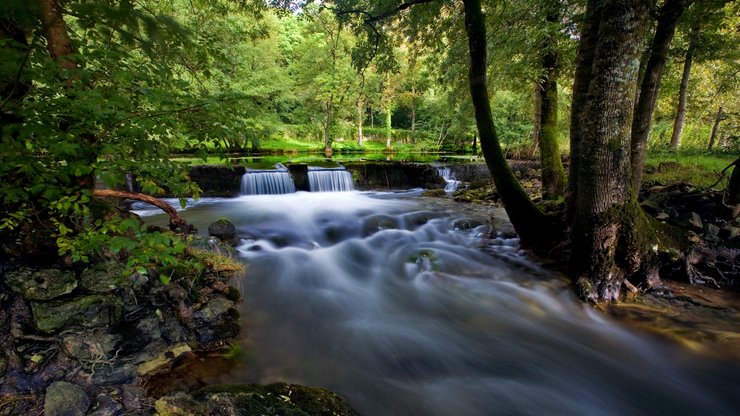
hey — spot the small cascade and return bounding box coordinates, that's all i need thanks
[437,166,460,193]
[241,170,296,195]
[308,167,355,192]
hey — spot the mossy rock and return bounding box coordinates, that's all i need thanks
[193,383,359,416]
[4,267,77,300]
[31,295,124,333]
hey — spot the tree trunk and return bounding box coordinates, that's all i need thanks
[571,0,651,302]
[472,134,477,154]
[411,82,417,132]
[39,0,95,191]
[707,105,723,150]
[324,100,333,153]
[357,97,364,147]
[629,0,687,191]
[385,106,392,148]
[461,0,558,247]
[728,157,740,205]
[566,0,600,223]
[669,24,698,151]
[537,3,566,200]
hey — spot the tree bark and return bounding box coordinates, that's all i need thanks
[629,0,687,191]
[566,0,600,223]
[38,0,78,77]
[571,0,651,302]
[669,23,699,151]
[93,189,192,232]
[707,105,723,150]
[537,3,567,200]
[462,0,558,247]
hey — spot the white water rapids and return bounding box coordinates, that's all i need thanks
[133,191,739,416]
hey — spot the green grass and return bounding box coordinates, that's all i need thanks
[643,150,736,189]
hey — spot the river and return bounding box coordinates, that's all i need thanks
[134,190,740,416]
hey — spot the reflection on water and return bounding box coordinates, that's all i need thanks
[134,192,740,416]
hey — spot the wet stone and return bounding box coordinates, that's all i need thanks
[209,219,237,244]
[44,381,90,416]
[4,268,77,300]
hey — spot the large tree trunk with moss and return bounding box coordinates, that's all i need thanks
[571,0,651,302]
[707,105,723,150]
[462,0,559,247]
[566,0,600,223]
[536,2,566,200]
[669,24,698,151]
[629,0,688,191]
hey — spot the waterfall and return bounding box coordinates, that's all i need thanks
[437,166,460,193]
[241,170,296,195]
[308,167,355,192]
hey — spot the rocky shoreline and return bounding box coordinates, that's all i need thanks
[0,226,356,415]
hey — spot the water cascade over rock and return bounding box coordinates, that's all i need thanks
[240,170,296,195]
[436,166,460,193]
[308,167,355,192]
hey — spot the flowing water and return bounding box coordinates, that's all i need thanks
[134,191,740,416]
[308,167,355,192]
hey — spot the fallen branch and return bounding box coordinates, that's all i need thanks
[92,189,193,233]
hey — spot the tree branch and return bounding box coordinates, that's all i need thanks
[92,189,193,232]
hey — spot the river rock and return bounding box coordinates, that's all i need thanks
[44,381,90,416]
[88,394,124,416]
[79,263,130,293]
[192,297,240,343]
[361,214,399,237]
[31,295,123,333]
[4,268,77,300]
[208,219,237,244]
